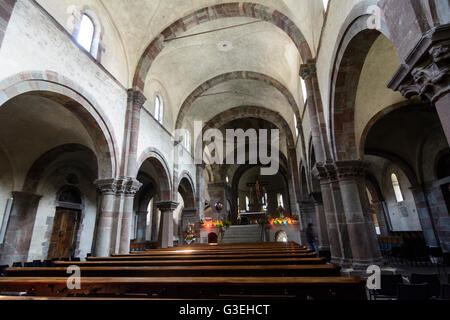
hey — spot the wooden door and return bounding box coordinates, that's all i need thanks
[47,209,79,260]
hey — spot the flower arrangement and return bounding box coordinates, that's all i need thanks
[184,222,198,244]
[184,232,198,240]
[269,217,296,226]
[200,220,224,228]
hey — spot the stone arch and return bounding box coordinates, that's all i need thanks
[23,144,97,194]
[366,149,419,188]
[132,2,312,91]
[0,71,119,179]
[435,148,450,180]
[365,173,384,203]
[230,154,290,223]
[177,172,196,210]
[275,230,289,242]
[329,2,393,161]
[359,100,415,157]
[195,106,296,156]
[176,71,302,131]
[137,147,172,201]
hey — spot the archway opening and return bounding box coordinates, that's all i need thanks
[0,91,105,265]
[134,155,172,248]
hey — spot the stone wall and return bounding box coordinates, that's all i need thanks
[0,0,127,158]
[0,0,16,49]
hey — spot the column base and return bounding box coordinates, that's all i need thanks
[331,257,353,268]
[351,257,384,271]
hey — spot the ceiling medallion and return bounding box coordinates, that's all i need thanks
[217,41,233,52]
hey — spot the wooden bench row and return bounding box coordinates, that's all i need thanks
[120,248,312,256]
[3,264,340,278]
[0,276,366,300]
[142,242,304,251]
[53,257,327,267]
[0,243,366,300]
[88,252,316,261]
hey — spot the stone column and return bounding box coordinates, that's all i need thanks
[335,161,382,269]
[136,210,148,243]
[121,90,147,178]
[313,164,344,265]
[300,62,335,252]
[196,164,206,219]
[310,192,329,251]
[119,179,142,254]
[0,192,41,266]
[300,62,333,162]
[372,201,389,236]
[94,179,118,257]
[388,29,450,145]
[329,171,353,266]
[410,186,439,247]
[150,197,160,243]
[157,201,179,249]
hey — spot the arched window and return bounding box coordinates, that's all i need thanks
[277,193,284,208]
[154,94,163,124]
[322,0,329,11]
[76,14,95,53]
[391,173,404,203]
[294,116,299,137]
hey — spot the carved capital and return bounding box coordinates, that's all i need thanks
[123,178,143,196]
[300,63,316,81]
[156,201,180,211]
[95,179,119,195]
[411,42,450,102]
[312,162,338,182]
[311,163,328,180]
[334,161,368,179]
[128,89,147,108]
[95,178,142,196]
[390,35,450,103]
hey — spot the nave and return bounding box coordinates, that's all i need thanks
[0,242,366,300]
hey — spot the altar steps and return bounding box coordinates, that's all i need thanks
[221,225,263,243]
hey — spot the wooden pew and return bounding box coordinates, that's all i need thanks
[0,276,367,300]
[52,257,327,267]
[120,248,312,256]
[149,242,304,251]
[87,252,317,261]
[4,264,340,278]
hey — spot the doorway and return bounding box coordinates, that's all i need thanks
[47,208,80,260]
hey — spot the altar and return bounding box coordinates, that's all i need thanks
[238,212,266,225]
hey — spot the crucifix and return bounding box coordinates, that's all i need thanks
[247,180,268,212]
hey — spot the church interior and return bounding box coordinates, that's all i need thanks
[0,0,449,303]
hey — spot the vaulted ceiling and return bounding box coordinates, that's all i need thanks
[38,0,325,133]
